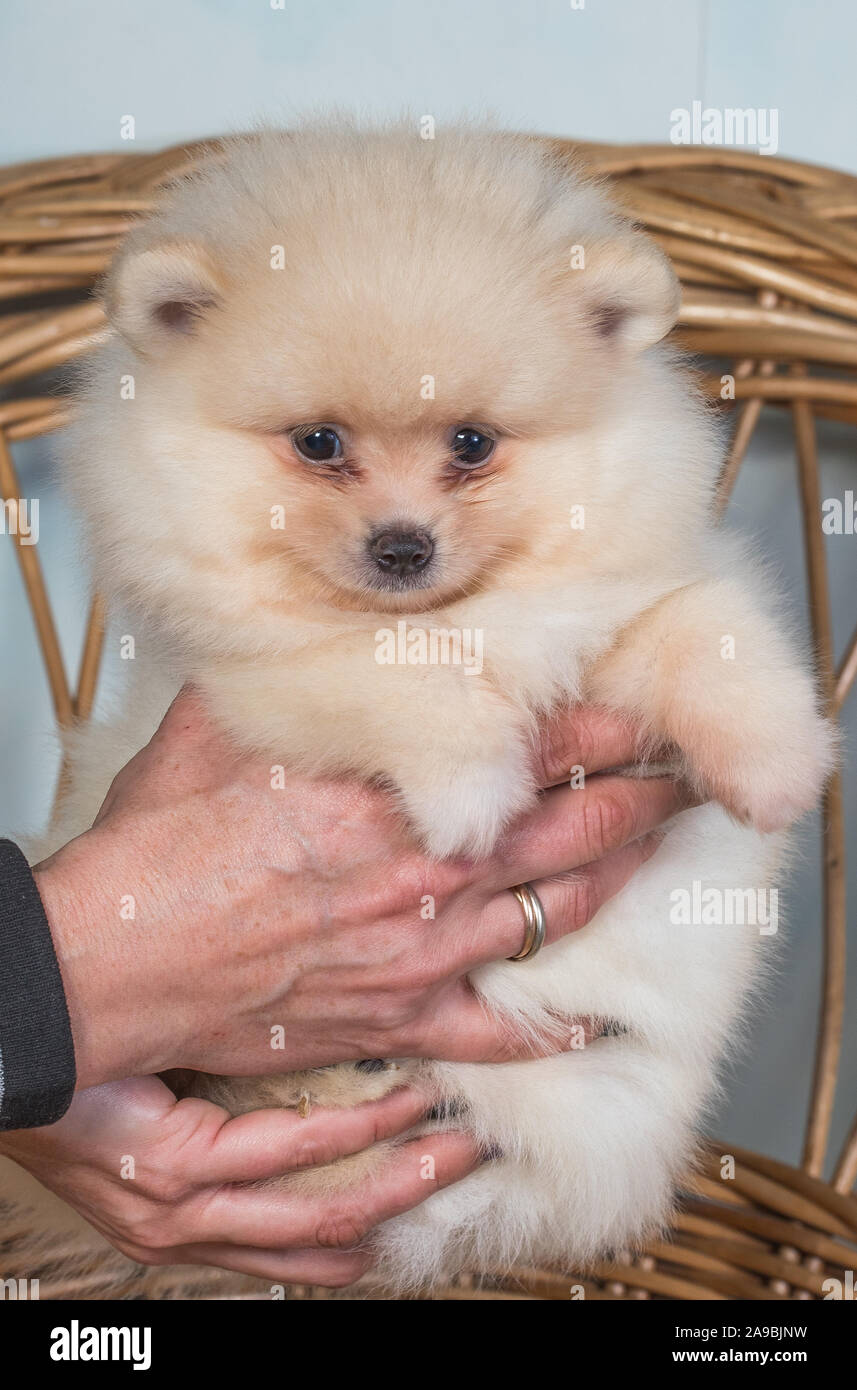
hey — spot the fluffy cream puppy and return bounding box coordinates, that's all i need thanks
[9,123,835,1290]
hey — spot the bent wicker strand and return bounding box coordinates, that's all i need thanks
[0,138,853,1300]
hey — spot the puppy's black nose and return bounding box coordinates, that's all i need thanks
[369,527,434,576]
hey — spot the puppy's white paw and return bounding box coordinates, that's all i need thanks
[685,705,837,834]
[400,747,537,859]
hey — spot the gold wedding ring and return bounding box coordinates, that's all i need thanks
[507,882,547,961]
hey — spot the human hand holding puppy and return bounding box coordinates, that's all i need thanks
[33,687,683,1091]
[2,688,685,1283]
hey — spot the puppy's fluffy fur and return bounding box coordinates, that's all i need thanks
[5,123,835,1291]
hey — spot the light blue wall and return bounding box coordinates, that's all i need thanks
[1,0,855,1174]
[3,0,857,171]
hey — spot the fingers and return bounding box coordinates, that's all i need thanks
[167,1243,374,1288]
[178,1086,430,1185]
[189,1132,481,1249]
[532,706,658,789]
[408,986,604,1063]
[481,773,694,893]
[460,829,665,968]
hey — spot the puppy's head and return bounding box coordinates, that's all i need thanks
[96,124,680,625]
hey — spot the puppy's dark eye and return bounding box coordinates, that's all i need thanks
[293,427,343,463]
[450,426,495,469]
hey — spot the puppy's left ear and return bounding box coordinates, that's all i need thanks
[102,239,224,354]
[577,232,680,352]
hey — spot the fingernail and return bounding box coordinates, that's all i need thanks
[424,1097,467,1123]
[481,1144,504,1163]
[677,781,704,810]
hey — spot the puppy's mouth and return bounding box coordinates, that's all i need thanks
[359,563,437,597]
[347,567,452,614]
[330,570,474,616]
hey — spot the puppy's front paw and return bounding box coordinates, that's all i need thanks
[399,747,537,859]
[684,703,837,833]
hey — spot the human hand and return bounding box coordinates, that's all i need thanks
[0,1077,479,1286]
[35,691,690,1089]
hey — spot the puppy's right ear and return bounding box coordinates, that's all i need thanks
[102,240,223,353]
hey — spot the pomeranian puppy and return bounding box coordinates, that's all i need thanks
[5,122,835,1292]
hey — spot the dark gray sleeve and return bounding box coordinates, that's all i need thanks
[0,838,76,1129]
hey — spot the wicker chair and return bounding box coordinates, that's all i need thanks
[1,136,855,1300]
